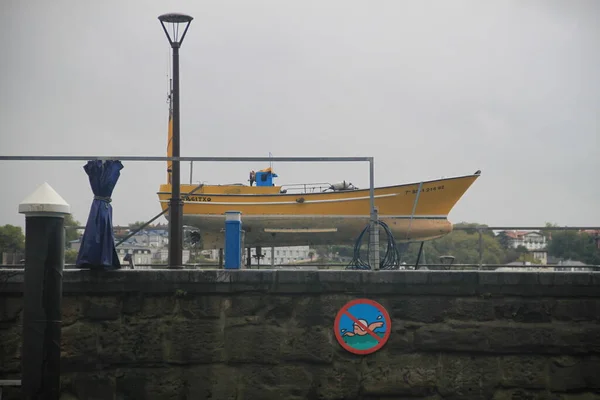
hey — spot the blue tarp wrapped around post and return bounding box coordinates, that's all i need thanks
[76,160,123,270]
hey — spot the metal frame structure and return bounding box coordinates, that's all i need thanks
[0,155,380,269]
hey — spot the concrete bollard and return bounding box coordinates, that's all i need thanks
[224,211,242,269]
[18,182,70,400]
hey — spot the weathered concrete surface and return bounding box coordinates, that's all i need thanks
[1,269,600,399]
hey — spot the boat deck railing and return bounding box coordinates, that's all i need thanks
[279,182,333,194]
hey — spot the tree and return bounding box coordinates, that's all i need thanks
[64,214,81,244]
[515,245,529,255]
[0,225,25,254]
[548,230,600,265]
[398,223,506,265]
[64,249,78,264]
[129,221,153,230]
[496,231,512,250]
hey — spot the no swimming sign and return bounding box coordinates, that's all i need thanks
[334,299,391,355]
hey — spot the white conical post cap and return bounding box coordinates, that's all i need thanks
[18,182,71,217]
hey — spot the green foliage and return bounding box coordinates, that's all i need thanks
[399,228,505,265]
[497,231,511,250]
[64,249,78,264]
[0,224,25,253]
[129,221,152,230]
[64,214,81,244]
[515,245,529,254]
[547,230,600,265]
[516,252,542,264]
[188,253,207,264]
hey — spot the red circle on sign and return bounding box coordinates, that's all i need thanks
[334,298,391,355]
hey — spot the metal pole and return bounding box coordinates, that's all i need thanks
[414,241,425,270]
[478,229,483,269]
[368,158,380,270]
[168,44,183,268]
[271,247,275,268]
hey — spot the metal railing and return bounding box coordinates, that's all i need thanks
[0,154,381,268]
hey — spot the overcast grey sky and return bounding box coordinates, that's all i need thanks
[1,0,598,229]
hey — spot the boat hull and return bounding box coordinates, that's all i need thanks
[157,173,479,249]
[182,214,452,249]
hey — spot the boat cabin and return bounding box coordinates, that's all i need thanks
[250,167,278,187]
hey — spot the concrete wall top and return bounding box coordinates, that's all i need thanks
[1,269,599,297]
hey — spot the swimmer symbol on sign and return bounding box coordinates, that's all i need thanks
[334,299,391,355]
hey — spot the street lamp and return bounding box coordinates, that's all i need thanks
[158,13,193,268]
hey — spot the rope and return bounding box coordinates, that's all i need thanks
[346,221,402,270]
[94,196,112,203]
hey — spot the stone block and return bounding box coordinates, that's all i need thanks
[281,325,333,364]
[61,321,98,371]
[224,294,266,318]
[163,318,224,363]
[115,367,186,400]
[479,272,540,287]
[362,353,438,397]
[414,322,600,354]
[321,270,364,288]
[59,392,79,400]
[313,361,362,400]
[71,372,116,400]
[385,323,415,354]
[224,325,283,364]
[236,364,314,400]
[82,296,121,321]
[97,320,165,364]
[493,299,554,323]
[0,325,21,373]
[437,354,501,400]
[549,356,600,392]
[388,296,451,323]
[62,296,83,326]
[500,356,549,389]
[263,295,296,326]
[414,323,491,352]
[185,364,239,399]
[553,299,600,322]
[177,295,223,318]
[0,297,22,323]
[293,295,353,329]
[560,394,600,400]
[229,270,274,292]
[448,297,496,321]
[549,356,586,392]
[139,295,176,318]
[121,293,143,315]
[492,389,562,400]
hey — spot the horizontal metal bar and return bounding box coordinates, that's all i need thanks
[2,264,599,269]
[0,155,372,162]
[454,226,600,231]
[67,225,600,232]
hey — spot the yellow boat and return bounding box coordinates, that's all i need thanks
[157,100,480,250]
[158,172,479,249]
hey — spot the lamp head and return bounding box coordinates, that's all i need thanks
[158,13,193,47]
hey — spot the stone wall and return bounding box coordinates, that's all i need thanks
[1,269,599,400]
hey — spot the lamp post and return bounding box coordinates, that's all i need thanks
[158,13,193,268]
